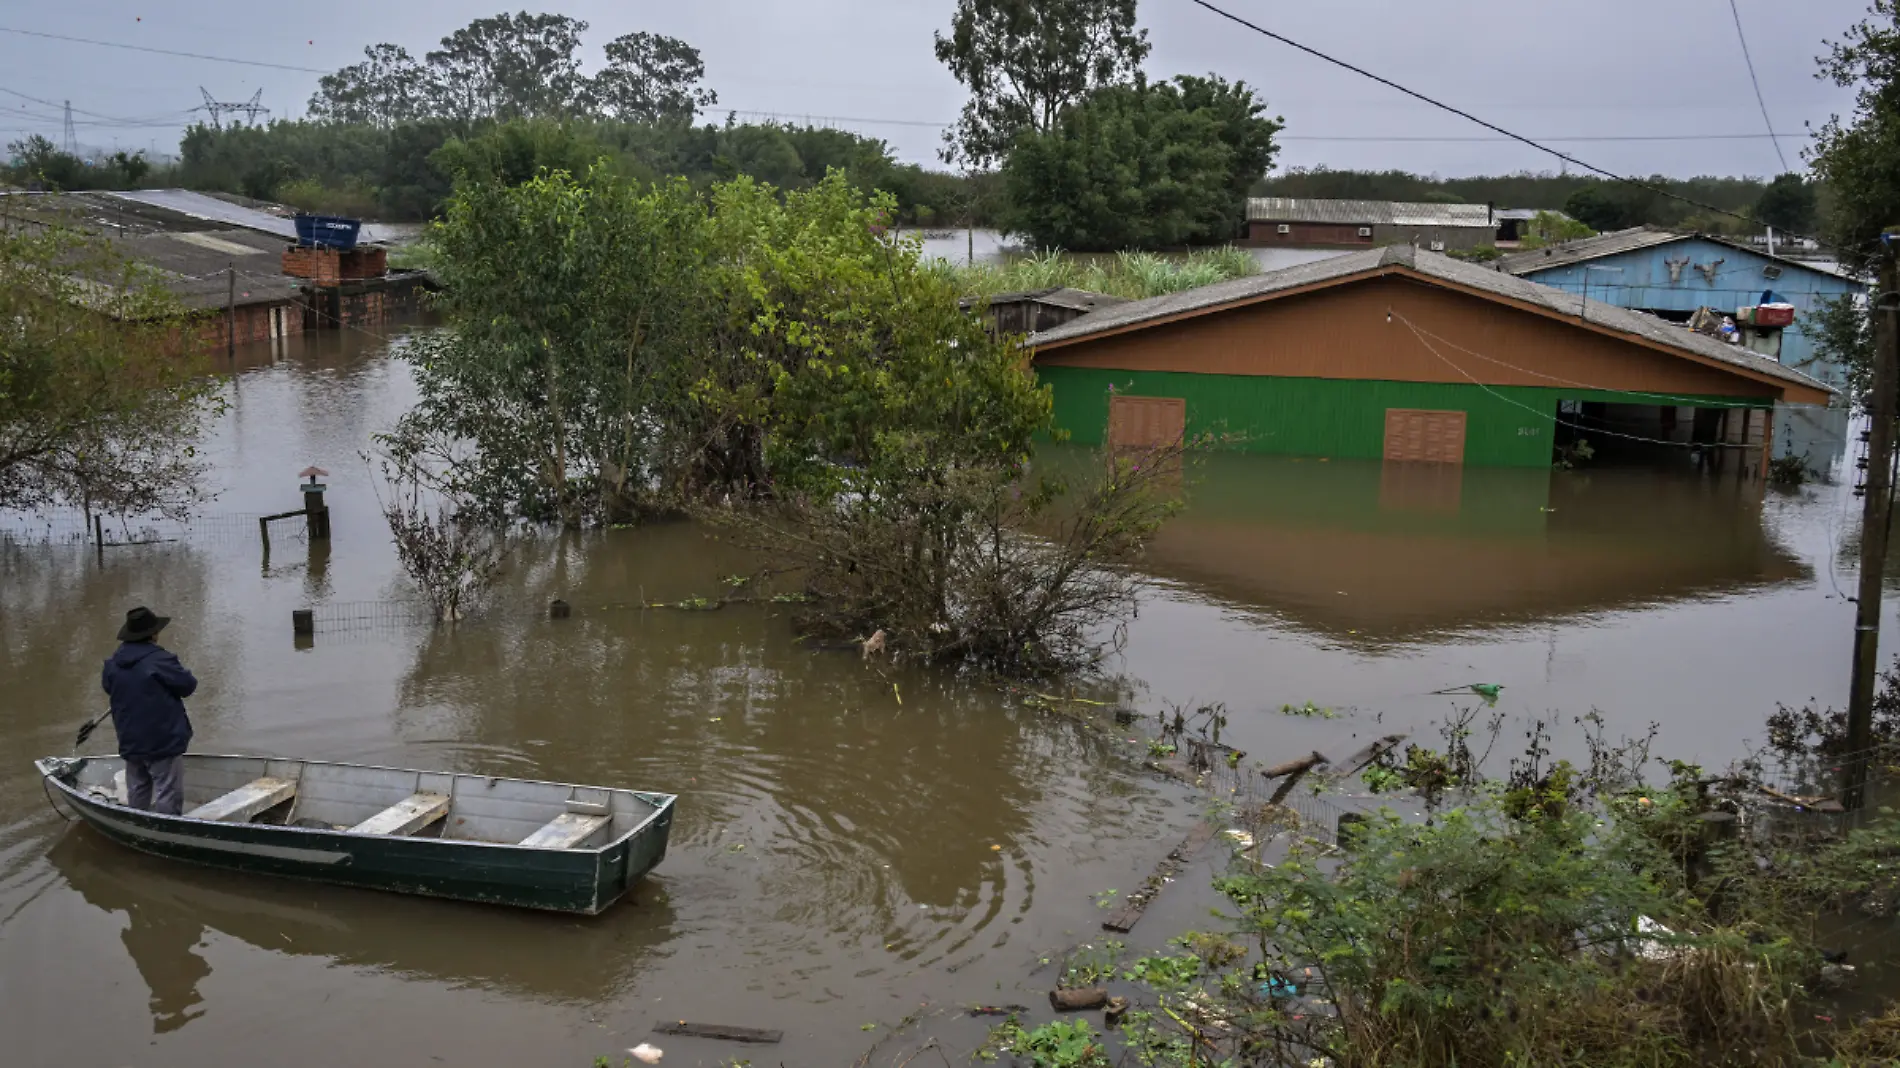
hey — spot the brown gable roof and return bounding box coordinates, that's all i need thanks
[1030,245,1833,400]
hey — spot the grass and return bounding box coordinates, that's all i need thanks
[934,247,1259,302]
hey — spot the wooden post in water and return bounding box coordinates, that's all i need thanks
[1845,252,1900,811]
[299,466,330,540]
[226,262,236,363]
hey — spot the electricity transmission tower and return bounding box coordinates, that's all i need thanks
[197,88,270,129]
[61,100,77,155]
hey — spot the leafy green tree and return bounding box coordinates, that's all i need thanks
[934,0,1150,168]
[587,32,717,123]
[1753,172,1819,234]
[1812,1,1900,272]
[423,12,591,121]
[1563,183,1633,231]
[430,119,620,189]
[0,229,221,515]
[999,75,1281,250]
[308,43,428,126]
[388,166,713,526]
[1514,209,1595,250]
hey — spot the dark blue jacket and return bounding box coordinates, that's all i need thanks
[101,641,197,760]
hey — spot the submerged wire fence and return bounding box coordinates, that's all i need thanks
[0,507,302,548]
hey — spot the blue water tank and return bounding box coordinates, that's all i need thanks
[293,214,362,250]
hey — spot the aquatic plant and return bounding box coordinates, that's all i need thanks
[935,246,1260,303]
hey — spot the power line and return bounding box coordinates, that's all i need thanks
[0,25,328,74]
[1179,0,1832,246]
[1280,132,1813,143]
[1393,310,1794,449]
[1724,0,1790,172]
[0,85,195,126]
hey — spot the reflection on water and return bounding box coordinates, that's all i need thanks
[45,829,677,1009]
[2,317,1896,1066]
[1136,453,1807,640]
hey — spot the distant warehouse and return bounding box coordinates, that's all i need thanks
[1246,197,1499,252]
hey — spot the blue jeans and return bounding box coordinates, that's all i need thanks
[126,756,184,815]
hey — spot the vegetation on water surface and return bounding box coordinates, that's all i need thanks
[937,246,1259,301]
[983,692,1900,1068]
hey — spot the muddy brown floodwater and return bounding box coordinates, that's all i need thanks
[2,321,1897,1066]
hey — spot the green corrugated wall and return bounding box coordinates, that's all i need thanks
[1037,367,1769,468]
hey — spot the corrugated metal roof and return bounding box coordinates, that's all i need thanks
[1246,197,1496,229]
[112,228,301,311]
[1029,243,1831,395]
[107,189,401,244]
[1497,225,1858,281]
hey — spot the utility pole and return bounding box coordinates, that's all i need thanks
[1845,249,1900,810]
[227,262,237,362]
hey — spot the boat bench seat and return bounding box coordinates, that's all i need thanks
[350,792,451,836]
[519,812,610,850]
[187,777,297,822]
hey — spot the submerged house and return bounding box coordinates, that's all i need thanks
[1028,245,1831,478]
[1245,197,1498,252]
[2,189,428,344]
[1498,228,1866,470]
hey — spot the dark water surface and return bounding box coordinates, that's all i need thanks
[2,324,1895,1066]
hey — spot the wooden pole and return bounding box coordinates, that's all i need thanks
[1845,255,1900,811]
[226,262,236,362]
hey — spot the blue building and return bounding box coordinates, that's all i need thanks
[1499,228,1867,472]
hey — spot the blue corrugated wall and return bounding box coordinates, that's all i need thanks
[1514,238,1866,391]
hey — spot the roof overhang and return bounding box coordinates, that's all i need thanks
[1031,261,1833,406]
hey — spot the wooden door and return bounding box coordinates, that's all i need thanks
[1383,408,1467,464]
[1108,395,1187,449]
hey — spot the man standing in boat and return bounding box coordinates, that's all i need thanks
[102,607,198,815]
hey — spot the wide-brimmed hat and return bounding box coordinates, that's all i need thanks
[117,606,171,642]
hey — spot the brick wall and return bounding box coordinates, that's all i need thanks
[281,245,388,286]
[189,302,303,350]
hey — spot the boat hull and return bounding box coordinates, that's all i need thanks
[38,757,674,914]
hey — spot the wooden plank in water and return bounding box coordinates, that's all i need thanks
[652,1021,784,1044]
[518,812,609,850]
[186,777,297,822]
[349,793,451,836]
[1102,820,1218,934]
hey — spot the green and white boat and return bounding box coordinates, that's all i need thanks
[35,753,676,914]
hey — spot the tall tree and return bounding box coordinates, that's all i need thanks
[424,13,590,122]
[999,75,1280,250]
[934,0,1150,168]
[1753,172,1819,234]
[308,43,428,126]
[588,32,717,124]
[1811,1,1900,273]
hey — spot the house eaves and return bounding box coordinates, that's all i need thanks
[1029,244,1834,401]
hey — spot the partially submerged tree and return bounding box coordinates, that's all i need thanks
[999,74,1281,250]
[934,0,1150,168]
[386,166,712,526]
[374,456,509,623]
[0,228,221,517]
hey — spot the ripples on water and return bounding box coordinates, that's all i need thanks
[3,325,1891,1066]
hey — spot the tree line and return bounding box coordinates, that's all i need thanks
[1257,166,1823,237]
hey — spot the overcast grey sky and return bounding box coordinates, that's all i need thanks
[0,0,1876,178]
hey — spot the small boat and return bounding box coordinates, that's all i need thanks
[34,753,675,914]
